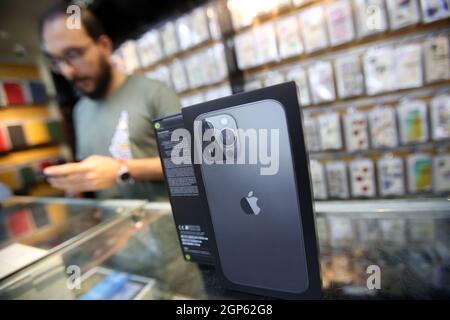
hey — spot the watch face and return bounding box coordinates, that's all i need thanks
[120,172,131,181]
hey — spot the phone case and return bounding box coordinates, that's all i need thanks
[254,22,279,65]
[335,54,365,98]
[137,30,162,67]
[275,14,304,59]
[368,106,399,148]
[234,31,256,70]
[344,111,370,152]
[326,0,355,46]
[377,156,405,196]
[433,153,450,193]
[310,160,328,200]
[394,44,423,90]
[228,0,253,29]
[190,8,210,46]
[387,0,421,30]
[431,95,450,140]
[424,36,450,83]
[169,59,189,92]
[318,112,343,150]
[407,153,432,192]
[160,22,179,56]
[349,158,376,197]
[325,160,350,199]
[354,0,388,38]
[308,61,336,104]
[176,15,193,50]
[184,54,204,88]
[363,47,396,95]
[420,0,450,23]
[303,117,322,152]
[263,71,285,87]
[398,100,429,144]
[285,66,311,106]
[299,5,329,53]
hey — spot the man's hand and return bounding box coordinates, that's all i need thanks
[44,155,121,192]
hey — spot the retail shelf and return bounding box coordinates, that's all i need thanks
[308,140,450,160]
[241,21,450,76]
[314,198,450,218]
[138,38,222,73]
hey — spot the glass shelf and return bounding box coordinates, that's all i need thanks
[0,198,449,299]
[0,197,147,281]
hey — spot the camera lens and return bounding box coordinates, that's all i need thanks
[221,128,236,147]
[202,120,214,132]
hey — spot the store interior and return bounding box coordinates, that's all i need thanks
[0,0,449,299]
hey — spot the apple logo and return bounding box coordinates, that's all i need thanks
[240,191,261,215]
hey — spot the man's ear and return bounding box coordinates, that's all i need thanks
[97,34,113,54]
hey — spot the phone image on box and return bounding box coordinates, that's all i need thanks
[193,99,309,295]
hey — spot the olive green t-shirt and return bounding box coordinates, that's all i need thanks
[73,75,181,200]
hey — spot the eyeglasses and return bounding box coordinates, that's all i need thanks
[45,42,94,73]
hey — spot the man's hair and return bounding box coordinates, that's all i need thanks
[39,1,105,41]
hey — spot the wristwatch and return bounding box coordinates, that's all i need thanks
[116,161,134,185]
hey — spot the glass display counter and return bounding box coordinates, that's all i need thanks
[0,198,449,299]
[0,197,146,282]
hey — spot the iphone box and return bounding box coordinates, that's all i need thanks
[153,113,214,265]
[181,82,322,299]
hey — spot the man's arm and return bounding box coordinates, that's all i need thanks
[125,157,163,181]
[44,155,163,192]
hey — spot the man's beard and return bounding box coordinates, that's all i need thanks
[72,58,112,100]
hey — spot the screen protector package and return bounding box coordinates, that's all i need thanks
[181,82,322,299]
[153,114,214,265]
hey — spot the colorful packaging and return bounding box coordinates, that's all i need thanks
[386,0,421,29]
[303,117,322,152]
[318,112,343,150]
[398,100,429,144]
[407,153,432,192]
[343,110,370,152]
[275,14,304,59]
[326,0,355,46]
[354,0,388,38]
[325,160,350,199]
[431,95,450,140]
[368,106,399,148]
[363,47,396,95]
[310,160,328,199]
[349,158,376,197]
[285,65,311,106]
[308,61,336,104]
[377,155,405,196]
[420,0,450,23]
[299,5,329,53]
[433,154,450,193]
[424,36,450,83]
[334,54,365,98]
[394,44,423,90]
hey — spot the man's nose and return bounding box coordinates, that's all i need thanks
[58,61,77,80]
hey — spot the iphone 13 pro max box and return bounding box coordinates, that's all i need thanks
[153,113,214,265]
[181,82,322,299]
